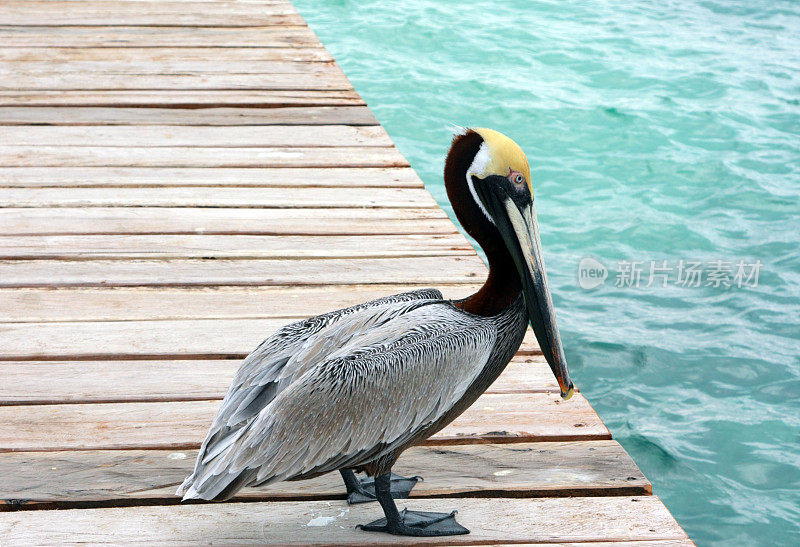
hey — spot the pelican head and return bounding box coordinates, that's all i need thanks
[445,127,573,400]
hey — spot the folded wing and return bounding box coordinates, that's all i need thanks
[178,289,441,496]
[181,301,495,501]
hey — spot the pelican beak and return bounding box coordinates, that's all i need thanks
[473,176,574,400]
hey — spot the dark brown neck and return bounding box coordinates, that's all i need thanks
[444,130,522,317]
[459,242,522,316]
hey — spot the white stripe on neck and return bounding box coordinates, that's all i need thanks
[466,142,494,225]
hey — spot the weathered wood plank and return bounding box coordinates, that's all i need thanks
[0,26,321,48]
[0,187,432,208]
[0,234,474,259]
[1,72,353,91]
[0,316,540,360]
[0,90,365,107]
[0,207,454,236]
[1,60,344,76]
[0,146,408,167]
[0,441,649,509]
[0,46,334,63]
[436,393,603,445]
[0,126,392,147]
[2,70,354,91]
[0,393,608,451]
[0,256,487,290]
[0,285,476,322]
[0,167,422,188]
[0,497,687,544]
[0,1,303,26]
[0,106,378,125]
[0,357,555,404]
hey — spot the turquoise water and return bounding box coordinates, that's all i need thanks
[292,1,800,544]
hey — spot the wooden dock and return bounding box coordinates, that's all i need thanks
[0,1,691,544]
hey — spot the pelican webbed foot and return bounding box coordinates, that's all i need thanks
[358,508,469,537]
[356,472,469,537]
[340,469,421,505]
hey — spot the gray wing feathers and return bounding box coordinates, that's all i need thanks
[178,289,442,496]
[216,288,444,430]
[182,303,494,501]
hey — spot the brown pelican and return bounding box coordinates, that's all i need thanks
[178,128,574,537]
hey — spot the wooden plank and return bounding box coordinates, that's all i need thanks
[0,393,608,452]
[0,187,432,208]
[1,60,346,76]
[1,59,343,75]
[0,357,556,405]
[0,284,473,321]
[0,106,378,125]
[0,285,477,322]
[435,393,603,445]
[0,441,650,509]
[0,187,432,209]
[0,72,353,90]
[0,497,687,544]
[0,256,487,290]
[0,47,334,62]
[0,316,540,360]
[0,146,409,167]
[0,90,365,107]
[0,234,474,259]
[0,207,454,236]
[0,125,393,147]
[0,1,303,26]
[0,26,322,48]
[0,167,422,188]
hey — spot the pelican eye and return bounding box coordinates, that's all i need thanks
[514,174,524,184]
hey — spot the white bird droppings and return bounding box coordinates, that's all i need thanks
[494,469,513,476]
[305,509,349,527]
[306,516,336,527]
[167,452,187,460]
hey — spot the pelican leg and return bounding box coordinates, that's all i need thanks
[357,472,469,537]
[340,469,420,505]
